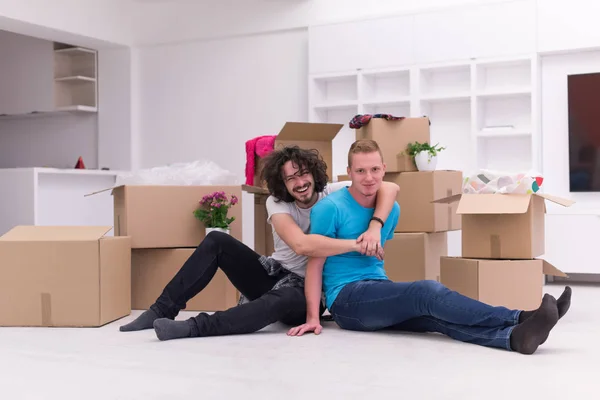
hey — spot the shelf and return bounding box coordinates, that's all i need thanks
[54,47,97,56]
[476,58,531,94]
[0,106,97,120]
[420,93,471,103]
[54,76,96,83]
[313,101,358,111]
[362,97,410,106]
[420,64,470,99]
[476,88,531,99]
[311,73,358,105]
[362,69,410,102]
[477,129,531,138]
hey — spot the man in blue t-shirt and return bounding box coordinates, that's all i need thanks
[287,139,572,355]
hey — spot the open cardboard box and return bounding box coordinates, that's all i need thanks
[433,192,575,259]
[242,184,274,256]
[86,185,243,249]
[253,122,343,187]
[0,226,131,327]
[440,256,568,310]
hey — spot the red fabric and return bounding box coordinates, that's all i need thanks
[245,135,276,185]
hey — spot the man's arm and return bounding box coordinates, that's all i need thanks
[271,213,359,257]
[287,256,325,336]
[358,181,400,256]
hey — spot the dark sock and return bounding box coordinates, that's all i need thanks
[119,309,162,332]
[153,318,192,341]
[519,286,572,323]
[510,294,559,355]
[556,286,572,319]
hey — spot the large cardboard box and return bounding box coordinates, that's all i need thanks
[440,257,567,311]
[355,117,430,172]
[242,185,275,256]
[385,170,462,233]
[434,193,574,259]
[132,248,239,312]
[253,122,343,187]
[0,226,131,327]
[88,185,243,249]
[384,232,448,282]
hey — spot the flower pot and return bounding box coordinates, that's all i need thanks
[205,227,230,236]
[414,150,438,171]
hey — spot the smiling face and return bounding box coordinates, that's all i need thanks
[348,151,386,198]
[281,160,317,207]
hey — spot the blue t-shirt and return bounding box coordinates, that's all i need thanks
[309,187,400,309]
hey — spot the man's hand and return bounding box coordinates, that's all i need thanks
[287,320,323,336]
[357,226,382,258]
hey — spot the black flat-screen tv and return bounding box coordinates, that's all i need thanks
[568,72,600,192]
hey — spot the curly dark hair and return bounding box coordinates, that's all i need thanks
[260,145,329,203]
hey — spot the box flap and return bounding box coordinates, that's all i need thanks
[0,226,113,241]
[456,194,532,215]
[241,184,269,195]
[431,193,462,204]
[535,193,575,207]
[84,185,123,197]
[541,259,568,278]
[277,122,342,142]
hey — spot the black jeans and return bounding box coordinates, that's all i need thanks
[150,231,321,337]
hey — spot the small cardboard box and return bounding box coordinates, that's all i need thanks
[0,226,131,327]
[434,193,574,259]
[385,170,462,233]
[88,185,243,249]
[242,184,275,256]
[253,122,343,187]
[355,117,430,173]
[384,232,448,282]
[440,256,567,311]
[132,248,239,312]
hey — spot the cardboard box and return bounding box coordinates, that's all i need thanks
[242,185,275,256]
[253,122,343,187]
[132,248,239,312]
[384,232,448,282]
[88,185,243,249]
[434,193,574,259]
[385,170,462,233]
[0,226,131,327]
[355,117,430,172]
[440,256,567,311]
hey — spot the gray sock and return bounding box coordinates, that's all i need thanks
[119,309,162,332]
[153,318,192,341]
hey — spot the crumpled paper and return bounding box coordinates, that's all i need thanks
[115,160,239,186]
[462,169,544,194]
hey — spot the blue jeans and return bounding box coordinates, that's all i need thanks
[329,279,522,351]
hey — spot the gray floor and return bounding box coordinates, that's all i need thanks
[0,283,596,400]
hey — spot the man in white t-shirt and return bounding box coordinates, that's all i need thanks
[119,145,399,341]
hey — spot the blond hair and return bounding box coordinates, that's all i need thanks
[348,139,383,167]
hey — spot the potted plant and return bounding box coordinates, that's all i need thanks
[405,141,446,171]
[193,191,239,235]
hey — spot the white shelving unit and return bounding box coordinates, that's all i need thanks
[54,45,98,112]
[308,55,540,178]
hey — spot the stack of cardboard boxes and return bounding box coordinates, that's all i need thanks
[0,184,243,327]
[343,117,463,283]
[437,191,573,310]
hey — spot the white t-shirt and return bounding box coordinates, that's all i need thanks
[265,181,351,278]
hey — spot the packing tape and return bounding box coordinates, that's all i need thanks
[41,293,52,326]
[490,235,501,258]
[446,188,453,230]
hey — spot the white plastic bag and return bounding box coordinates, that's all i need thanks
[462,169,544,194]
[116,160,240,186]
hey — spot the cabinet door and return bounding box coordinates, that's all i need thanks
[309,14,414,74]
[544,214,600,275]
[0,31,54,114]
[538,0,600,53]
[414,0,535,64]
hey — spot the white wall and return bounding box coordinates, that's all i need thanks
[130,0,517,45]
[137,28,309,246]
